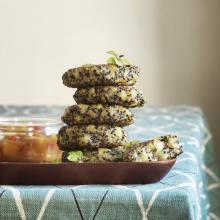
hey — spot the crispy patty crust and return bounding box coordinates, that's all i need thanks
[62,147,125,163]
[74,86,145,108]
[62,104,134,127]
[57,125,129,150]
[62,64,139,88]
[61,135,183,163]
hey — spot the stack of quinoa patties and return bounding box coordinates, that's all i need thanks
[57,64,145,162]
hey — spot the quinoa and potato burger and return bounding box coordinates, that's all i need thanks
[62,104,134,127]
[58,125,129,150]
[62,64,140,88]
[74,86,145,108]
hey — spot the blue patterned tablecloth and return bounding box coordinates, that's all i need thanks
[0,105,220,220]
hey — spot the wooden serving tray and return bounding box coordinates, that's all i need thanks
[0,160,176,185]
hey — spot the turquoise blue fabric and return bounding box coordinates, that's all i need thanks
[0,105,219,220]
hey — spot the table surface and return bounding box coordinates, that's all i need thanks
[0,105,219,220]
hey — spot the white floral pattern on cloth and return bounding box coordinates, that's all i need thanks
[0,105,219,220]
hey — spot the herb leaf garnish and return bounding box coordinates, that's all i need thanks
[106,51,131,66]
[67,151,84,162]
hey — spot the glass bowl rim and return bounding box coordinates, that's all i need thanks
[0,116,62,127]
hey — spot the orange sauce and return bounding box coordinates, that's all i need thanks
[0,126,61,163]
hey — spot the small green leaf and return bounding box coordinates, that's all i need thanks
[107,57,117,64]
[124,143,131,148]
[106,51,131,66]
[130,140,140,146]
[114,58,123,66]
[120,58,130,65]
[107,51,119,58]
[124,140,140,148]
[67,151,83,162]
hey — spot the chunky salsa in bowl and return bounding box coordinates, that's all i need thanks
[0,117,62,163]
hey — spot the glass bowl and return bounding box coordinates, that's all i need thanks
[0,117,63,163]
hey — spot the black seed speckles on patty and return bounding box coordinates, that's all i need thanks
[62,147,125,163]
[61,135,183,163]
[57,125,129,150]
[74,86,145,108]
[124,135,183,162]
[62,104,134,127]
[62,64,140,88]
